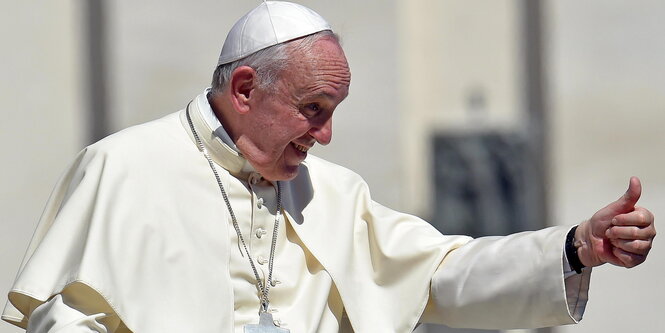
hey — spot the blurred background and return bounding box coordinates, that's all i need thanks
[1,1,663,332]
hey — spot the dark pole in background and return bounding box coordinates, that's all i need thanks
[522,0,550,227]
[521,0,551,331]
[84,0,109,144]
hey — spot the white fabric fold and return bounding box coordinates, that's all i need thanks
[27,295,108,333]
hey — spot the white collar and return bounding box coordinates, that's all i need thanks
[198,88,238,152]
[196,88,256,174]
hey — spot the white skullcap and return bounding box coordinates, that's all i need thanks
[217,1,332,66]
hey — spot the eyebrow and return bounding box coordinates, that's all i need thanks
[310,86,349,100]
[311,91,337,100]
[297,84,348,102]
[298,91,336,103]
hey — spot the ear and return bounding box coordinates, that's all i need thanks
[229,66,257,114]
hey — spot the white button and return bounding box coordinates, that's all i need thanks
[257,197,264,209]
[257,256,268,265]
[248,172,262,185]
[255,228,267,239]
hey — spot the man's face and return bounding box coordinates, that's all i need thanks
[236,37,351,181]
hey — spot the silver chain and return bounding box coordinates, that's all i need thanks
[186,106,281,313]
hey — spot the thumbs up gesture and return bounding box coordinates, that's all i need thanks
[575,177,656,268]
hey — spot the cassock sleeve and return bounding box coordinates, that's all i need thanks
[421,226,590,329]
[561,251,591,321]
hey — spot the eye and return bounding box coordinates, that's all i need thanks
[301,103,323,118]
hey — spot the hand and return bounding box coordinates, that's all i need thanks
[575,176,656,268]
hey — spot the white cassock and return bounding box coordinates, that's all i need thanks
[3,90,590,333]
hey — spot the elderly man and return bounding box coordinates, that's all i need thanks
[3,2,655,333]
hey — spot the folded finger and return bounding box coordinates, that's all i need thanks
[609,238,652,256]
[612,247,646,268]
[612,207,654,227]
[606,225,656,240]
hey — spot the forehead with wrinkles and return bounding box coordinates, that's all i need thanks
[287,37,351,97]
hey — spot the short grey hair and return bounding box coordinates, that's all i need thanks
[210,30,339,95]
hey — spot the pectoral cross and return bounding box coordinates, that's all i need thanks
[244,312,290,333]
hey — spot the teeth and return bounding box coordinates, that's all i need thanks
[294,143,309,152]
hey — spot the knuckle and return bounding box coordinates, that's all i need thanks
[648,227,657,238]
[633,241,651,253]
[606,227,615,238]
[623,255,643,268]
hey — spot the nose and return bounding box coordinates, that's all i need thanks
[308,117,333,146]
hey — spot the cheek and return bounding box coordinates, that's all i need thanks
[280,118,311,140]
[257,105,311,150]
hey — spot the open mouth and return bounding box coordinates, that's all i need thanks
[292,142,310,153]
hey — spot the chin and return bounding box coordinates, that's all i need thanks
[278,167,301,181]
[261,164,301,182]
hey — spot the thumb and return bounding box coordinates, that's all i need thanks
[607,176,642,215]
